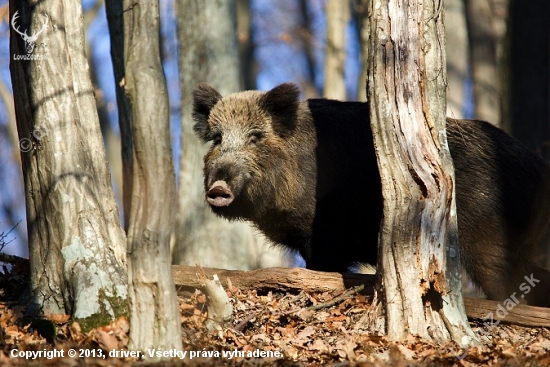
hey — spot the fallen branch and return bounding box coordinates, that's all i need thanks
[196,266,233,333]
[172,265,550,328]
[463,297,550,328]
[0,253,27,265]
[308,284,365,311]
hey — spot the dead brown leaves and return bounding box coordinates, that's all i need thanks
[176,283,550,366]
[0,266,549,366]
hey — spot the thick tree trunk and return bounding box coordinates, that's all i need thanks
[9,1,127,331]
[323,0,350,100]
[464,0,508,125]
[122,0,182,354]
[174,0,286,269]
[366,0,477,346]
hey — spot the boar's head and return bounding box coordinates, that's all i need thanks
[192,83,303,221]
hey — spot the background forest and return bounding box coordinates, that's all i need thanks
[0,0,549,270]
[0,0,549,365]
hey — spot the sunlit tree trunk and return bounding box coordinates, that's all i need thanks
[9,0,127,331]
[366,0,477,345]
[122,0,182,355]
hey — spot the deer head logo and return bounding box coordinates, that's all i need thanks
[11,10,49,54]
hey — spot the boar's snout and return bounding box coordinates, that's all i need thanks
[206,180,235,207]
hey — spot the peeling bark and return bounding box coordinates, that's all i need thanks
[365,0,477,346]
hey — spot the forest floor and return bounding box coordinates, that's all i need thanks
[0,262,549,367]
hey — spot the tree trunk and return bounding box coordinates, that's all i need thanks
[365,0,477,346]
[174,0,287,270]
[122,0,182,355]
[464,0,508,125]
[445,0,468,119]
[105,0,133,231]
[85,30,123,212]
[9,1,127,331]
[323,0,350,100]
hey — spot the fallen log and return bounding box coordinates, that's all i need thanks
[463,297,550,328]
[172,265,374,294]
[172,265,550,328]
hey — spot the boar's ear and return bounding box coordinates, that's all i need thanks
[261,83,300,137]
[193,83,223,141]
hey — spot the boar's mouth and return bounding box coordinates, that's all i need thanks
[206,180,235,207]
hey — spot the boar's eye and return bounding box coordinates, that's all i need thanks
[248,130,263,145]
[212,134,222,146]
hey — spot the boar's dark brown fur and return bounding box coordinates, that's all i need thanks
[193,83,550,307]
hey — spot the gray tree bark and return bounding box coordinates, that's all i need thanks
[174,0,287,269]
[122,0,182,355]
[366,0,477,345]
[323,0,350,100]
[9,0,127,331]
[85,22,123,211]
